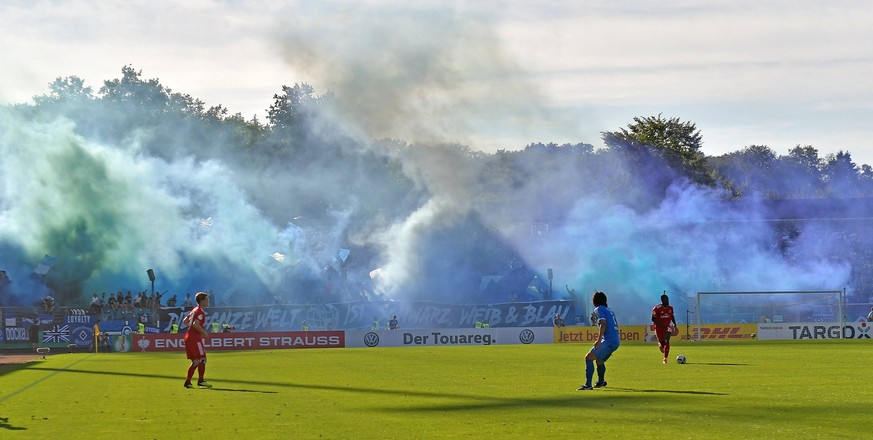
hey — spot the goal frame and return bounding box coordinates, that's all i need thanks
[695,290,845,340]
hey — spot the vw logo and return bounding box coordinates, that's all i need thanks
[519,329,535,344]
[364,332,380,347]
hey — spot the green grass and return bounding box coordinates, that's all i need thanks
[1,340,871,438]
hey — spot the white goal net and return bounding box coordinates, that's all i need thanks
[696,290,844,337]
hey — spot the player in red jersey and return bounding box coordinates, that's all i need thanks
[183,291,212,388]
[651,293,677,364]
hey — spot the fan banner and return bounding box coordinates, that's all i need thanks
[156,300,575,332]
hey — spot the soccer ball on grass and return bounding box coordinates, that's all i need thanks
[676,355,686,364]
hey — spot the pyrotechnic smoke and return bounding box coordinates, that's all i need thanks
[274,2,574,149]
[267,1,854,319]
[0,109,315,306]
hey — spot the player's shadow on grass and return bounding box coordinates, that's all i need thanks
[0,363,36,377]
[23,366,727,413]
[26,367,284,394]
[209,387,278,394]
[608,387,728,396]
[0,416,27,431]
[687,362,749,366]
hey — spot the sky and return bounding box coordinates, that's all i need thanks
[2,0,873,164]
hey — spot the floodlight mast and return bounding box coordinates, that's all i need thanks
[147,268,156,296]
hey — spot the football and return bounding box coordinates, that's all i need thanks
[676,355,687,364]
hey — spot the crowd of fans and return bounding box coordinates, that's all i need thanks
[53,290,207,325]
[774,220,873,304]
[12,217,873,323]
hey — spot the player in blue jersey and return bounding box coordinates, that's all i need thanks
[578,290,620,391]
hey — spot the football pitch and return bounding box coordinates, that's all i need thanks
[1,339,870,438]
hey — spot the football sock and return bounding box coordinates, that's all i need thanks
[186,364,196,383]
[585,359,594,387]
[664,344,670,359]
[197,363,205,382]
[596,364,606,383]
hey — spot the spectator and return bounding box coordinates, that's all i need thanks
[90,293,101,314]
[301,320,310,332]
[100,332,110,352]
[554,313,565,328]
[389,315,399,330]
[30,323,39,350]
[108,295,118,319]
[371,317,380,331]
[166,295,177,308]
[42,295,55,312]
[183,293,194,309]
[124,292,133,314]
[867,307,873,322]
[475,319,483,328]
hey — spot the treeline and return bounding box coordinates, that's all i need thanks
[5,66,872,305]
[21,66,873,220]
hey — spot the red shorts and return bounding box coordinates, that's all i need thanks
[184,334,206,360]
[655,327,671,344]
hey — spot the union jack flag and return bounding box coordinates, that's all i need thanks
[43,324,70,343]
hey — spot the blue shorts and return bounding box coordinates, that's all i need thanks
[590,340,620,362]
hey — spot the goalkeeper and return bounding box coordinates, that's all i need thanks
[651,293,677,364]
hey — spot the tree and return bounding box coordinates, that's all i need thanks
[772,145,825,198]
[98,65,170,116]
[711,145,779,198]
[822,150,860,196]
[603,114,716,187]
[859,164,873,196]
[33,76,93,105]
[267,83,319,132]
[786,145,822,174]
